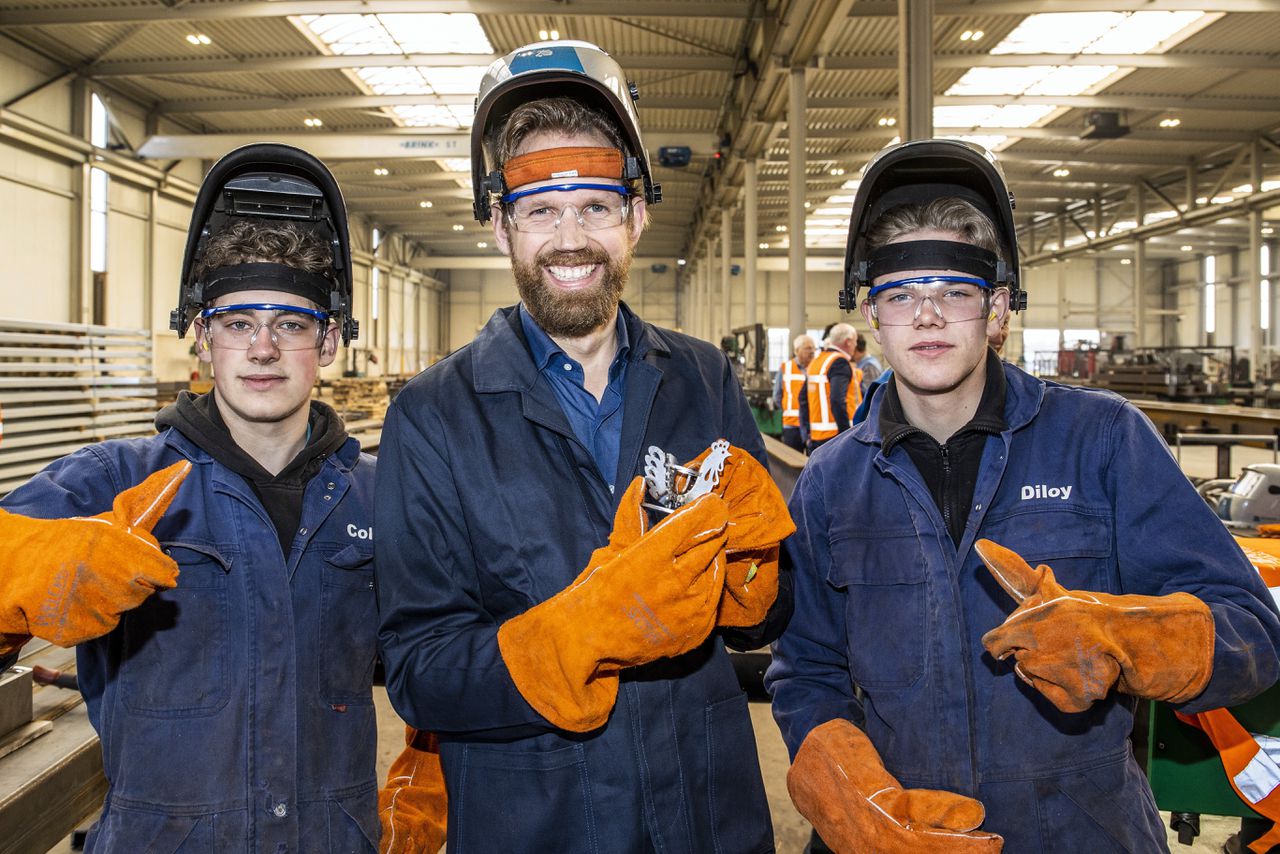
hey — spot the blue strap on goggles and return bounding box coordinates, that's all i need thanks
[866,275,990,299]
[500,183,631,204]
[199,303,331,321]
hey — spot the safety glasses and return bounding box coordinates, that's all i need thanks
[867,276,993,327]
[198,303,331,350]
[501,183,632,233]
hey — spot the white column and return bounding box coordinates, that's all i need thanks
[1252,139,1264,380]
[744,159,759,328]
[788,66,808,346]
[721,208,732,340]
[898,0,934,140]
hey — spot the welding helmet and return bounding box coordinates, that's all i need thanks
[471,40,661,223]
[840,138,1024,315]
[172,143,358,344]
[1215,465,1280,528]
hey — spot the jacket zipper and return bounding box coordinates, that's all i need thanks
[940,444,952,538]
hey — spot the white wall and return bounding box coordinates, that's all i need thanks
[0,35,443,384]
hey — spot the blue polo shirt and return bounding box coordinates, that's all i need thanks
[519,304,630,493]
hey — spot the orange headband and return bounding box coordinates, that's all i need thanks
[502,147,624,189]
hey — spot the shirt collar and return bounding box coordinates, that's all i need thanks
[518,303,630,372]
[879,347,1008,453]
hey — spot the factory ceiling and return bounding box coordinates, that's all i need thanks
[2,0,1279,268]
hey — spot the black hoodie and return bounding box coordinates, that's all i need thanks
[155,391,350,554]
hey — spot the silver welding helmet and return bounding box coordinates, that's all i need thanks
[840,138,1024,314]
[470,39,661,223]
[172,143,358,344]
[1216,465,1280,527]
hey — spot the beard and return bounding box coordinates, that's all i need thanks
[513,246,631,338]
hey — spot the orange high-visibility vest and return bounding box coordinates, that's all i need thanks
[805,349,863,441]
[780,358,807,427]
[1174,537,1280,854]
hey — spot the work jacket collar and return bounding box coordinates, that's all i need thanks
[852,351,1045,450]
[471,300,672,394]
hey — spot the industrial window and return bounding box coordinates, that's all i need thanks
[88,94,110,274]
[766,327,824,373]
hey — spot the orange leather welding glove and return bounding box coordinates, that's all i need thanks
[976,538,1215,714]
[680,442,796,626]
[379,727,447,854]
[788,719,1003,854]
[497,481,729,732]
[0,461,190,655]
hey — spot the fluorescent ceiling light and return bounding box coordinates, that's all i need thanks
[391,104,474,129]
[356,66,488,96]
[940,11,1206,148]
[940,133,1011,151]
[300,13,493,55]
[297,13,492,129]
[934,104,1055,128]
[988,11,1204,56]
[442,158,472,173]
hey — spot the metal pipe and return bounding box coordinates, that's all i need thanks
[788,67,808,346]
[744,159,758,328]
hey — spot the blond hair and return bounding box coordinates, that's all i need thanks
[866,197,1002,259]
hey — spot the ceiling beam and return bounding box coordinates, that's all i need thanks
[87,52,738,77]
[817,52,1280,72]
[154,93,719,114]
[807,126,1264,144]
[0,2,754,27]
[810,94,1280,113]
[1025,185,1280,264]
[766,150,1196,169]
[138,131,718,159]
[854,0,1280,14]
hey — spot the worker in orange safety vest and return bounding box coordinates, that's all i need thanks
[773,333,816,452]
[800,322,863,453]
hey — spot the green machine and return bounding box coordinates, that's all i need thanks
[722,324,781,437]
[1148,687,1280,844]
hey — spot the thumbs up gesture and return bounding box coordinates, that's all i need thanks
[0,461,191,652]
[976,538,1214,713]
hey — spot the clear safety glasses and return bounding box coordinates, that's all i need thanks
[199,303,331,351]
[867,276,993,327]
[501,183,632,233]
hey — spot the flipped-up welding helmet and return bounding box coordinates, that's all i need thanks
[172,143,358,344]
[470,40,662,224]
[840,138,1025,315]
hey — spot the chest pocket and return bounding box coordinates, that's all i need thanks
[120,543,232,717]
[321,545,377,704]
[982,507,1114,593]
[828,532,929,689]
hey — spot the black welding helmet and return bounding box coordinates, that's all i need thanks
[840,138,1024,314]
[470,40,662,223]
[172,143,358,344]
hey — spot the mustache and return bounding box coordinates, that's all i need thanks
[537,248,611,267]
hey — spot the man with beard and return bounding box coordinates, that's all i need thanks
[373,41,791,852]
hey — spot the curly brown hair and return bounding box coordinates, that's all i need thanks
[194,220,332,281]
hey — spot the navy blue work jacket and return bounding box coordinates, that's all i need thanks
[3,429,380,853]
[767,361,1280,853]
[376,303,786,854]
